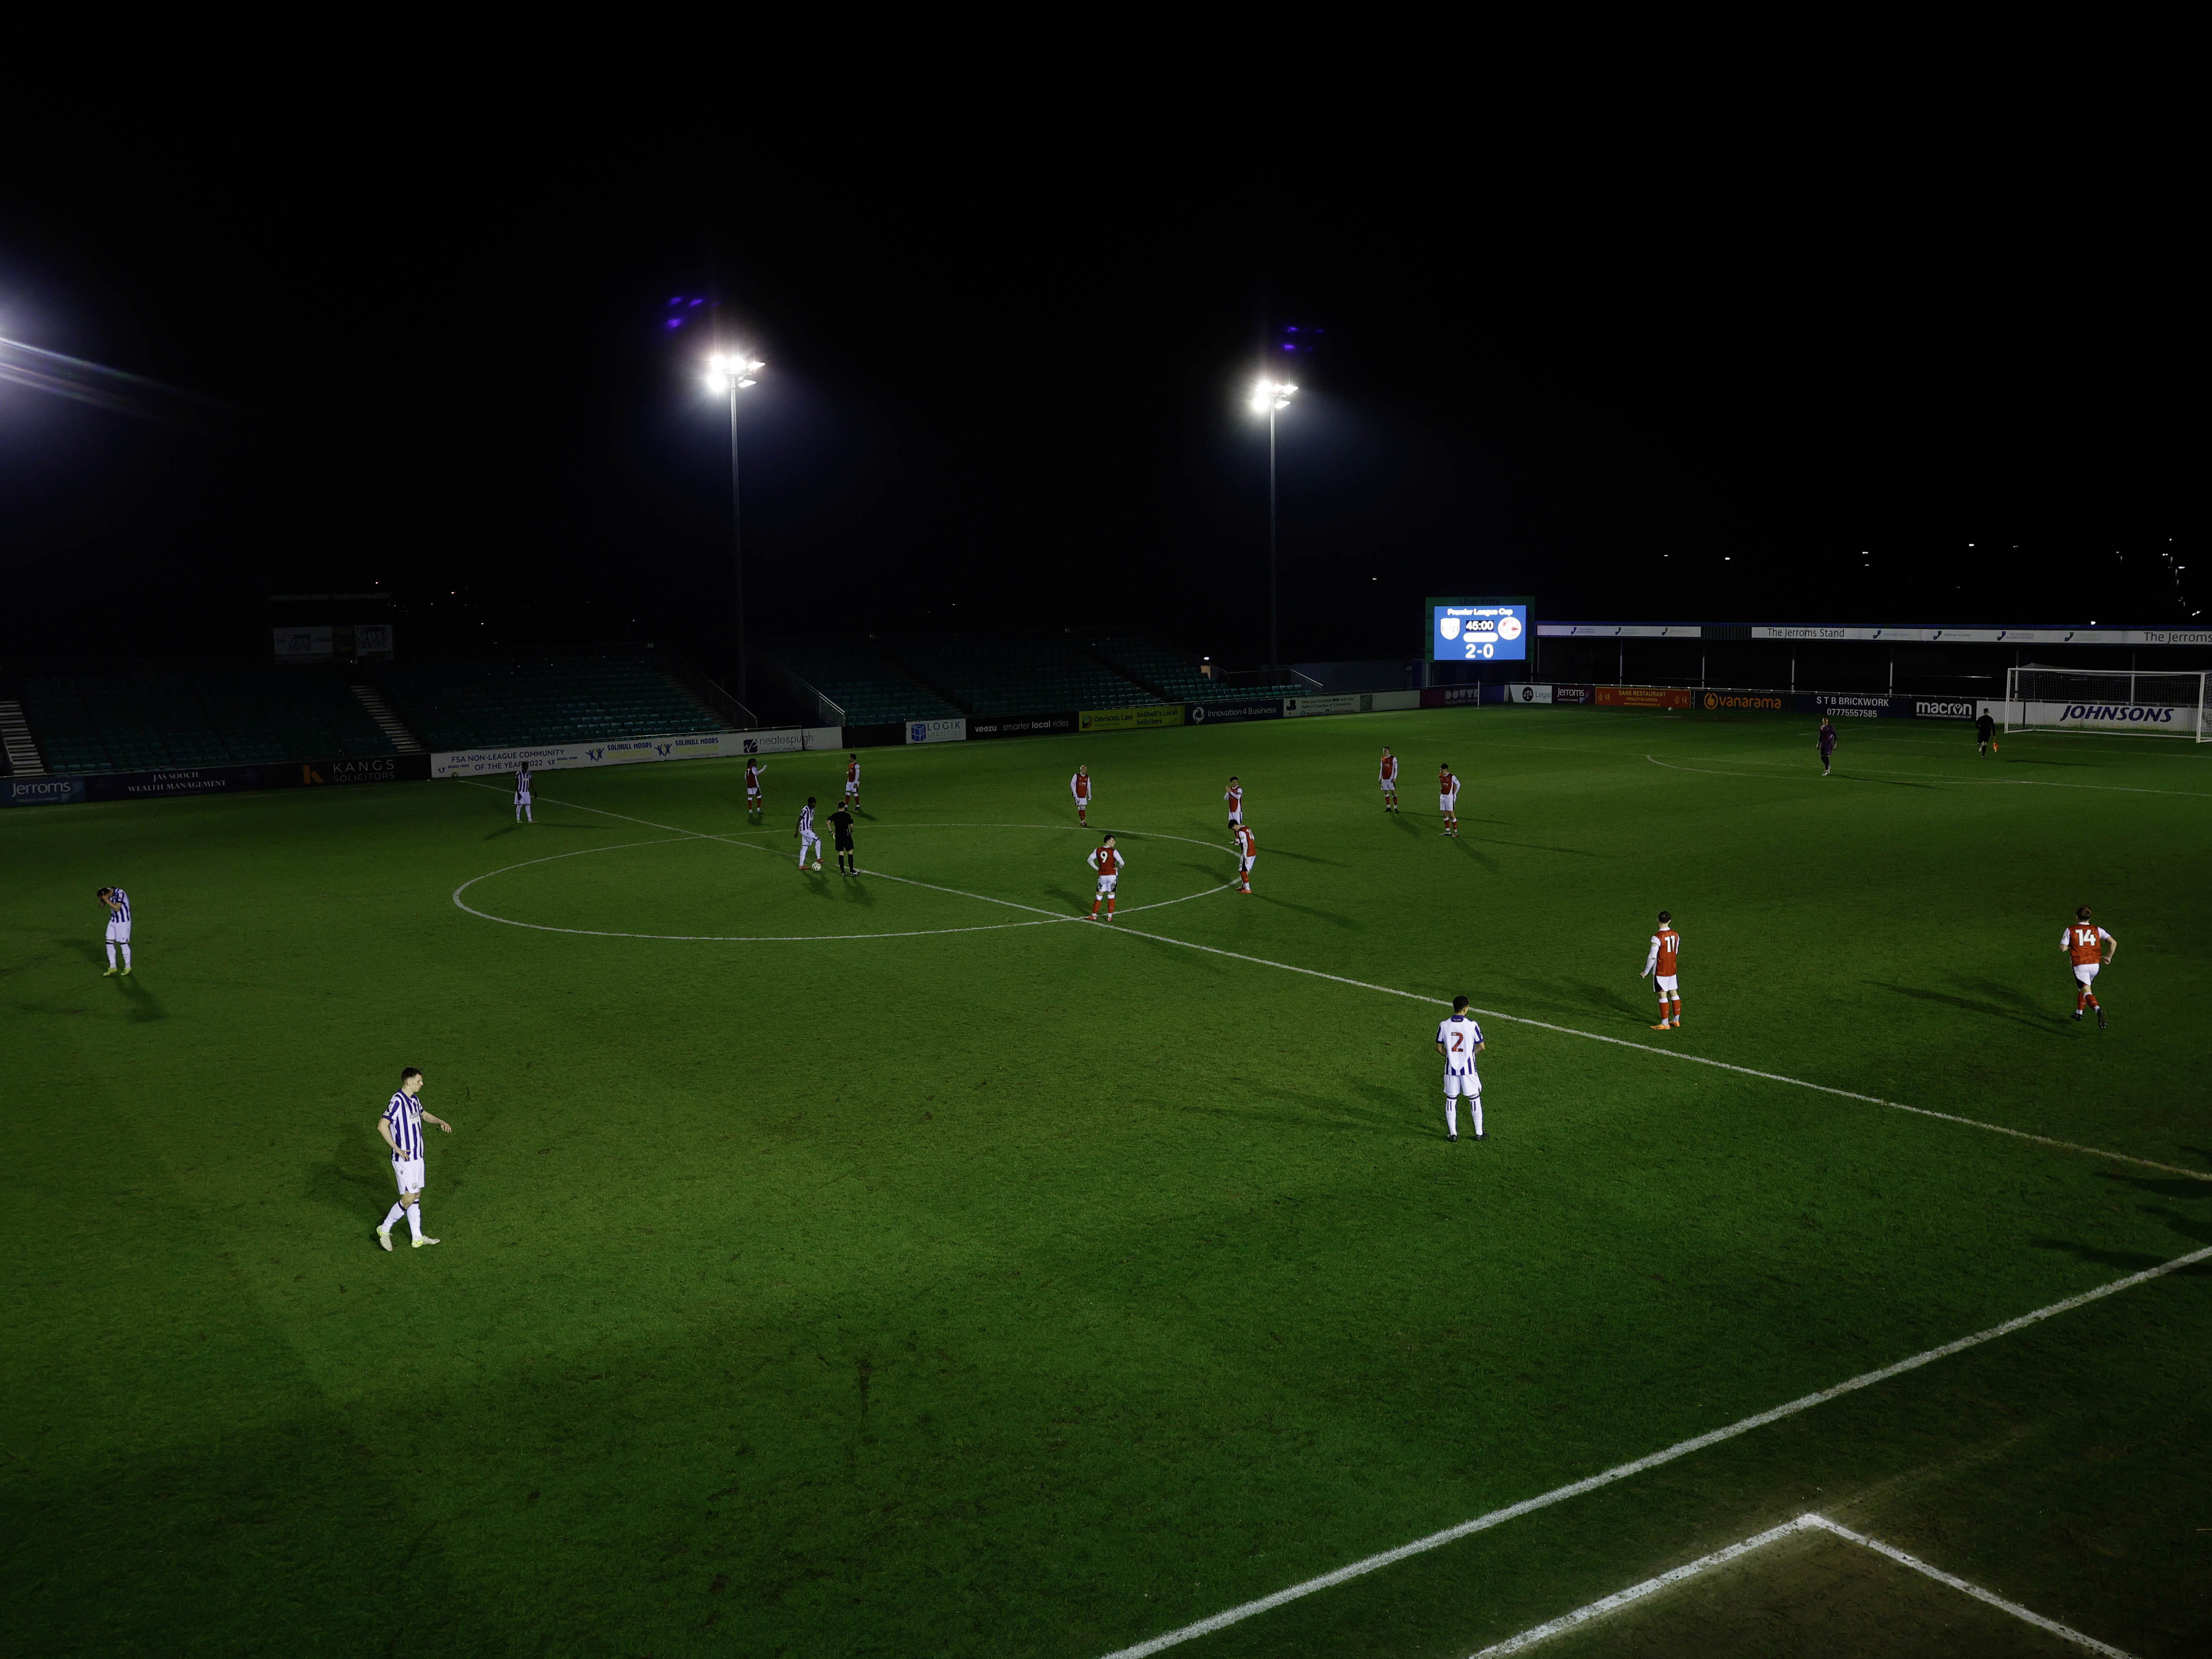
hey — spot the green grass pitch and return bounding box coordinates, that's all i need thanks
[4,707,2208,1657]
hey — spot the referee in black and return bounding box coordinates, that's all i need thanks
[829,799,859,875]
[1976,707,1998,755]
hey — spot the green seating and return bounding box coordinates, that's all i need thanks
[22,669,400,776]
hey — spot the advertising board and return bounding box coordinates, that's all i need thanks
[1186,700,1284,724]
[1365,690,1422,713]
[1510,684,1553,704]
[905,718,967,744]
[1696,691,1788,713]
[1551,684,1596,705]
[1080,704,1185,732]
[272,626,333,661]
[1282,694,1363,719]
[1596,687,1693,709]
[1418,686,1487,709]
[5,754,437,808]
[970,710,1077,740]
[2016,700,2201,734]
[4,776,88,808]
[1428,597,1532,662]
[431,728,837,778]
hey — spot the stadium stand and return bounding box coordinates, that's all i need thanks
[892,636,1161,716]
[365,654,726,751]
[1083,637,1312,702]
[20,666,402,775]
[759,643,964,726]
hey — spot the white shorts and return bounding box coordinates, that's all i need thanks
[1227,810,1243,825]
[516,791,532,805]
[1239,855,1257,872]
[392,1156,425,1194]
[106,920,132,943]
[1440,794,1458,813]
[2073,963,2101,985]
[845,783,860,796]
[746,787,761,800]
[1655,974,1679,994]
[1381,777,1397,791]
[1074,795,1090,809]
[1096,874,1119,896]
[800,832,821,856]
[1444,1071,1482,1098]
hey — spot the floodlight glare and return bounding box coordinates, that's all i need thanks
[1250,377,1297,415]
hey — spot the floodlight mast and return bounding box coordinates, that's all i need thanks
[704,352,764,702]
[1250,378,1296,670]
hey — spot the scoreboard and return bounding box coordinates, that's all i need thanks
[1428,598,1532,662]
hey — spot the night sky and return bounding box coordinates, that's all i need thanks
[2,127,2194,680]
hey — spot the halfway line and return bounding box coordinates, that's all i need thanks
[1096,1243,2212,1657]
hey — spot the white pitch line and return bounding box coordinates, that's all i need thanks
[1467,1518,1807,1655]
[452,781,2210,1183]
[1646,752,2212,799]
[1095,920,2212,1184]
[1800,1516,2137,1659]
[1468,1514,2137,1658]
[452,786,1239,936]
[1094,1243,2212,1658]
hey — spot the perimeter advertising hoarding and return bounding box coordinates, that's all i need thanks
[431,728,839,778]
[905,718,967,744]
[1080,704,1185,733]
[1596,687,1693,709]
[1282,694,1363,718]
[2,756,436,808]
[1428,596,1533,663]
[1186,700,1284,724]
[2016,700,2200,733]
[1796,693,1976,721]
[970,710,1077,740]
[1697,691,1789,713]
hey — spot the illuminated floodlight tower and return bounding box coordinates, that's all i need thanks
[705,351,764,701]
[1250,377,1296,670]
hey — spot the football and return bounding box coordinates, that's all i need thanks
[811,860,822,870]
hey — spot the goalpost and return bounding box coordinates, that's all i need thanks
[2003,663,2211,741]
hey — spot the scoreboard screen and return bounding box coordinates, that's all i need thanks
[1428,598,1531,662]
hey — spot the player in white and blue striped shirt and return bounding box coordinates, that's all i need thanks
[96,886,134,976]
[376,1067,453,1250]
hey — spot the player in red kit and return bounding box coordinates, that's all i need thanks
[1438,764,1460,836]
[1071,764,1091,826]
[1086,835,1124,920]
[744,758,766,819]
[845,753,862,808]
[1233,822,1257,892]
[1224,777,1244,831]
[2063,905,2116,1027]
[1640,911,1683,1029]
[1379,747,1399,813]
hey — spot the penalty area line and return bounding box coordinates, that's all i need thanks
[1468,1513,2137,1658]
[1096,1243,2209,1658]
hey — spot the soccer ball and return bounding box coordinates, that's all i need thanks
[811,860,822,870]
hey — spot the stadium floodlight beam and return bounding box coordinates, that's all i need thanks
[1250,378,1297,669]
[704,351,764,703]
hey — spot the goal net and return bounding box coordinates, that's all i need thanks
[2004,664,2210,741]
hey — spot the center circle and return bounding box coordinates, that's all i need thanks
[452,822,1240,942]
